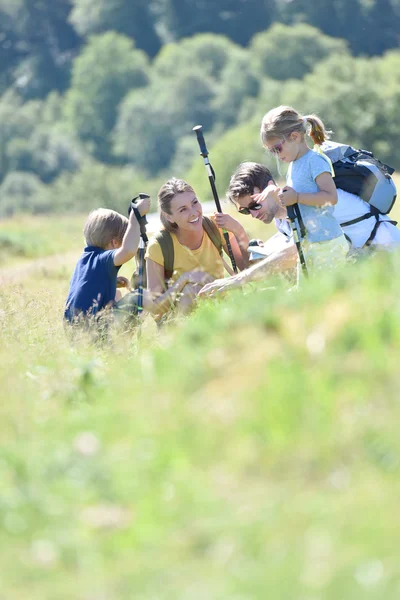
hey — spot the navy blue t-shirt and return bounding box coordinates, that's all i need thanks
[64,246,120,322]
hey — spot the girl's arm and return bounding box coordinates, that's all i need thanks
[213,213,250,270]
[281,173,338,208]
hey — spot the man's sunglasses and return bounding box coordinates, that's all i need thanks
[267,138,287,155]
[238,201,262,215]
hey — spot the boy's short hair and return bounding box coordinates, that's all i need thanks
[227,162,274,205]
[84,208,128,249]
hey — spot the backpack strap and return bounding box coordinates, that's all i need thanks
[155,229,174,284]
[155,219,224,285]
[340,209,398,247]
[202,216,223,255]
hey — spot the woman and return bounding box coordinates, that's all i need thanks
[145,177,249,317]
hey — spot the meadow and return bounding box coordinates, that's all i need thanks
[1,191,400,599]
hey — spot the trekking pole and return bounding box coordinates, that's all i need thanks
[129,193,150,312]
[192,125,238,274]
[287,204,308,278]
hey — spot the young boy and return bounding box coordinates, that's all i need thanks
[65,198,205,330]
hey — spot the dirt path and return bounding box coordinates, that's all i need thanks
[0,251,80,286]
[0,202,219,287]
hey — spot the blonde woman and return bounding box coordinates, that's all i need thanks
[146,177,249,316]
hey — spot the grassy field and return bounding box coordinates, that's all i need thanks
[1,191,400,598]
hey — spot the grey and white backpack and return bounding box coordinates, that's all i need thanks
[321,141,397,245]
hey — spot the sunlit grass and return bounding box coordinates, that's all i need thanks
[1,239,400,597]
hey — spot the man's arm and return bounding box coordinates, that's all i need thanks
[199,243,297,297]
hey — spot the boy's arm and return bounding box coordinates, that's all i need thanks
[114,196,151,266]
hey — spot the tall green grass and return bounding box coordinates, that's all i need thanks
[0,246,400,599]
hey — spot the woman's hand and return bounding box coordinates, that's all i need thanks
[214,212,242,235]
[183,270,214,287]
[116,276,131,290]
[278,186,298,207]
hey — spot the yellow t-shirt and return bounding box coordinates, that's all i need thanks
[145,218,225,283]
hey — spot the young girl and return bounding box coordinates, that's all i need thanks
[146,177,249,317]
[254,105,349,276]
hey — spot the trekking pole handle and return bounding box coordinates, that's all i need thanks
[130,193,149,242]
[193,125,208,158]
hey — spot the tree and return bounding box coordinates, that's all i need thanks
[69,0,161,57]
[249,23,348,81]
[212,52,260,128]
[151,0,277,46]
[64,33,150,162]
[0,171,47,217]
[152,34,242,82]
[363,0,400,55]
[0,0,81,99]
[113,89,177,175]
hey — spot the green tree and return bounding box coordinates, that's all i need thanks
[64,33,150,162]
[0,92,43,181]
[186,120,267,201]
[0,171,47,217]
[249,23,348,81]
[69,0,161,57]
[152,34,242,82]
[0,0,80,99]
[151,0,276,46]
[363,0,400,55]
[114,68,217,174]
[113,89,176,175]
[6,128,84,184]
[212,51,260,128]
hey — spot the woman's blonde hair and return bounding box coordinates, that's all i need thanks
[84,208,128,248]
[261,105,331,147]
[158,178,195,232]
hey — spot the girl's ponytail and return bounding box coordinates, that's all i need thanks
[304,114,331,145]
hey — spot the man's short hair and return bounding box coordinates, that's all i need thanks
[84,208,128,249]
[227,162,274,205]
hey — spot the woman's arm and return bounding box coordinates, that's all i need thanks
[144,266,213,316]
[214,213,250,270]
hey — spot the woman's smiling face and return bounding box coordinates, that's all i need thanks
[165,191,203,231]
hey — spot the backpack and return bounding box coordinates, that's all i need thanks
[131,216,223,289]
[320,141,397,246]
[321,141,397,214]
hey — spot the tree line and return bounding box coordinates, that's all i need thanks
[0,0,399,216]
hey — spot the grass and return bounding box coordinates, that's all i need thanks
[1,221,400,598]
[1,179,400,598]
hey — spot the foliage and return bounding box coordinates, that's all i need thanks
[151,0,277,45]
[42,160,162,216]
[152,33,243,81]
[1,3,400,214]
[249,22,348,81]
[114,68,217,175]
[0,171,48,217]
[0,0,80,99]
[69,0,161,57]
[63,32,150,162]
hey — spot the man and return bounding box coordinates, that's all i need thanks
[200,162,400,296]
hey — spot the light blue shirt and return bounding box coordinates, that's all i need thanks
[286,150,343,243]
